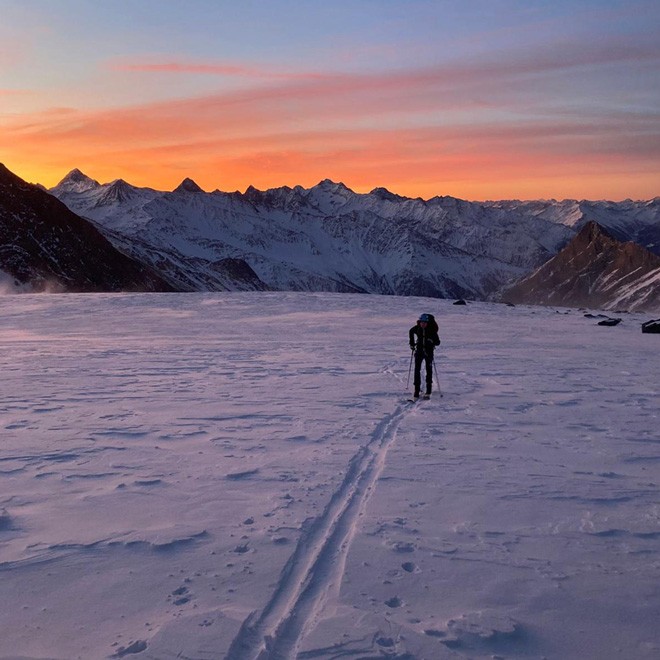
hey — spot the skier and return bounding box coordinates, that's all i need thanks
[409,313,440,399]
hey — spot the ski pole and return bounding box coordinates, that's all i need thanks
[406,349,414,390]
[433,356,442,396]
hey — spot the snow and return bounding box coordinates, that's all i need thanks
[1,291,659,659]
[610,267,660,311]
[0,270,32,294]
[49,176,573,297]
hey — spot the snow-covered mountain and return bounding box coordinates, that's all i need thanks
[48,169,660,305]
[503,221,660,312]
[47,172,565,297]
[0,164,172,293]
[490,197,660,256]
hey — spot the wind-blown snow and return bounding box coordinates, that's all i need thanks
[0,270,30,294]
[1,292,658,659]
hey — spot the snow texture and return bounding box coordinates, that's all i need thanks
[1,292,659,659]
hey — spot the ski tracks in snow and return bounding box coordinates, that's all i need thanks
[225,401,414,660]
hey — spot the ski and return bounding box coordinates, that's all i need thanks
[404,393,442,403]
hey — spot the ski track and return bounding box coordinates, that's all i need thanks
[225,401,412,660]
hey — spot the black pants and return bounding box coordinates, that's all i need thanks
[414,352,433,395]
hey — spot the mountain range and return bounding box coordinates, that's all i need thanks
[1,162,659,311]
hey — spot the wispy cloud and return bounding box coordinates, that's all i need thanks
[107,58,334,81]
[107,35,660,93]
[3,35,659,199]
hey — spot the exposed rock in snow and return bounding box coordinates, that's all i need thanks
[641,318,660,333]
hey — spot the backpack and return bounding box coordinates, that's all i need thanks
[424,313,439,334]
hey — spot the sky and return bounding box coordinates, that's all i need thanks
[1,0,659,200]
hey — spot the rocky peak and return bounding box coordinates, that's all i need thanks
[503,221,660,311]
[312,179,352,194]
[173,178,204,193]
[93,179,137,207]
[242,184,303,209]
[55,168,100,193]
[369,187,406,202]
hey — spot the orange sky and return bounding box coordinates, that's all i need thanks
[1,1,659,201]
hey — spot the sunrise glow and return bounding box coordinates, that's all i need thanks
[1,1,659,200]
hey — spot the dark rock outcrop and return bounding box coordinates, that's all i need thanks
[209,258,269,290]
[0,164,173,293]
[641,319,660,334]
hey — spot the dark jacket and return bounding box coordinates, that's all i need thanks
[409,322,440,356]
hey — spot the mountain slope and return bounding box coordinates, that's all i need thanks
[502,221,660,312]
[0,164,173,293]
[50,171,578,298]
[487,198,660,256]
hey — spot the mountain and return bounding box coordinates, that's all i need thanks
[47,168,660,306]
[93,179,141,207]
[49,172,576,298]
[54,167,100,194]
[0,164,173,293]
[490,198,660,256]
[502,221,660,312]
[173,177,204,194]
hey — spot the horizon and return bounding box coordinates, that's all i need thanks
[37,164,659,204]
[1,1,659,201]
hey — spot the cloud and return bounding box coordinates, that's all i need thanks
[3,35,658,199]
[102,33,660,115]
[0,89,32,96]
[107,58,334,82]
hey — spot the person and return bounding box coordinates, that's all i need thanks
[409,313,440,399]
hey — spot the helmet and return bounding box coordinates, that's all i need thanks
[418,313,430,322]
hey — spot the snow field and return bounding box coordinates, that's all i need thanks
[0,292,658,659]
